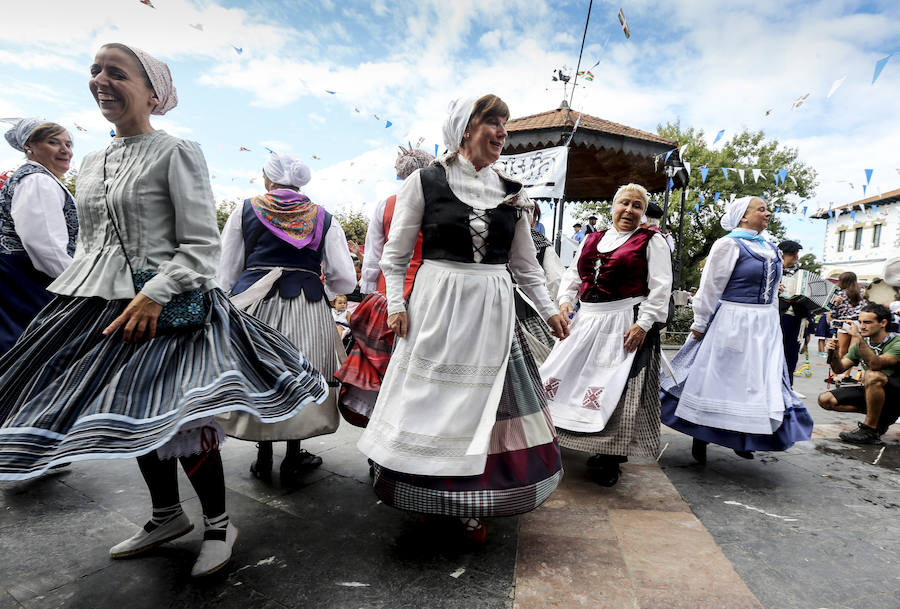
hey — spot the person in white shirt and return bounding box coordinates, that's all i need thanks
[0,119,77,355]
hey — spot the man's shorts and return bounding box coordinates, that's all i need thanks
[829,374,900,429]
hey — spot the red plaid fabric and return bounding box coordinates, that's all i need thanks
[333,291,392,392]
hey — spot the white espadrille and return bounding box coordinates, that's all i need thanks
[190,521,238,577]
[109,512,193,558]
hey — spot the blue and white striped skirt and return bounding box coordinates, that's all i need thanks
[0,289,328,480]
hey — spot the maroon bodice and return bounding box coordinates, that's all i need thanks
[577,228,653,303]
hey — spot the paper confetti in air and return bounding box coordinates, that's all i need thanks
[140,0,155,8]
[74,123,87,132]
[792,93,809,109]
[617,8,630,39]
[826,75,846,98]
[239,146,250,151]
[872,54,892,84]
[449,568,466,579]
[764,108,773,116]
[232,46,243,55]
[311,155,321,160]
[264,147,275,154]
[189,23,204,31]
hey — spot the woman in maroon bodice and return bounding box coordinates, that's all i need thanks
[540,183,672,486]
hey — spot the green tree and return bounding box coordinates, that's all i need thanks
[335,210,368,244]
[797,253,822,274]
[216,199,238,232]
[575,122,817,289]
[62,170,77,197]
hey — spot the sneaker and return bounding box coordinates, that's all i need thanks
[110,512,193,558]
[839,422,884,445]
[191,521,238,577]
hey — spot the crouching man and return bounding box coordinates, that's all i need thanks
[818,304,900,444]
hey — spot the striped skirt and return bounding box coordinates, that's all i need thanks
[0,290,328,480]
[217,293,340,441]
[371,323,564,517]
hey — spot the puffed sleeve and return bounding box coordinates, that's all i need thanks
[690,238,740,333]
[216,205,244,293]
[141,141,221,305]
[379,171,425,315]
[360,198,388,294]
[10,173,72,277]
[557,237,589,306]
[635,233,673,331]
[508,210,556,321]
[541,245,565,302]
[322,220,358,300]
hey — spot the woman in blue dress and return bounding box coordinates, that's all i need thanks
[661,196,814,462]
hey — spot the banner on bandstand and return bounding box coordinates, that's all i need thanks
[495,146,568,199]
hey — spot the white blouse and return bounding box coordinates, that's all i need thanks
[557,227,672,332]
[217,204,357,301]
[690,235,781,333]
[359,197,389,294]
[10,162,73,277]
[379,154,557,321]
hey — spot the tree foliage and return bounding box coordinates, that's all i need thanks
[797,253,822,274]
[335,210,369,244]
[573,122,817,289]
[216,199,238,232]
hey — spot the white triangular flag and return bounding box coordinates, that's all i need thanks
[789,175,797,186]
[751,168,762,182]
[826,75,847,99]
[737,169,745,183]
[680,144,688,160]
[683,161,691,176]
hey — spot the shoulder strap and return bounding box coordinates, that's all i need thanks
[102,148,136,277]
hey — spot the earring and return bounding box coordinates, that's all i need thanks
[464,132,470,138]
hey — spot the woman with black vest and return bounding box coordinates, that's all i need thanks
[540,184,672,487]
[218,152,356,485]
[357,95,569,542]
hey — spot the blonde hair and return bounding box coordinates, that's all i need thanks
[334,294,348,303]
[613,183,649,207]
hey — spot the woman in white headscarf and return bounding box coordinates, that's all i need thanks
[357,94,569,542]
[0,119,77,355]
[660,196,813,463]
[217,152,356,485]
[0,43,330,577]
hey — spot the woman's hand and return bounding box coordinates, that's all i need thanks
[691,329,704,341]
[623,323,646,353]
[559,302,574,318]
[102,293,164,343]
[387,312,408,338]
[547,314,570,340]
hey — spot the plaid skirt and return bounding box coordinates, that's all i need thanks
[556,327,662,457]
[333,291,393,427]
[0,290,328,480]
[371,323,563,517]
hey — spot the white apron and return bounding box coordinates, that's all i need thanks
[540,297,642,433]
[357,260,515,477]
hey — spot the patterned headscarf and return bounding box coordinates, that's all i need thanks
[122,45,178,115]
[1,117,43,152]
[250,189,325,251]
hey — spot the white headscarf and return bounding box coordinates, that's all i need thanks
[264,152,311,188]
[441,96,478,153]
[124,45,178,115]
[1,117,44,152]
[720,196,753,231]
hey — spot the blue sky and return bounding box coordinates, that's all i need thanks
[2,0,899,259]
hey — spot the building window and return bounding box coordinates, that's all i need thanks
[873,224,882,248]
[854,227,863,250]
[837,230,845,252]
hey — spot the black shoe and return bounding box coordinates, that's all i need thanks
[280,450,323,485]
[839,422,884,445]
[691,439,708,464]
[250,443,273,483]
[590,463,621,487]
[733,450,754,459]
[367,458,375,478]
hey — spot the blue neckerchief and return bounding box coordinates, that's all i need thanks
[725,229,765,242]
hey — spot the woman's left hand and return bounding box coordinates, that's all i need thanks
[547,314,570,340]
[623,323,646,353]
[102,293,164,343]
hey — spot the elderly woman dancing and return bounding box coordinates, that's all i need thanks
[357,95,569,541]
[0,119,77,355]
[540,184,672,486]
[217,152,356,484]
[661,196,813,462]
[0,44,328,577]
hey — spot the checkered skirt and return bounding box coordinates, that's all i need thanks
[371,322,564,517]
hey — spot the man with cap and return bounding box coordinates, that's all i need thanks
[778,240,808,386]
[583,215,598,234]
[643,201,675,251]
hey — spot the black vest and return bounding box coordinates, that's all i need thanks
[419,164,521,265]
[231,199,332,301]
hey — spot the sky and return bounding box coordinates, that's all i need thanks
[2,0,899,260]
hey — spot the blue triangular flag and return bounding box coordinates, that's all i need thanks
[264,146,275,154]
[109,129,115,137]
[828,209,834,218]
[700,167,709,183]
[668,178,674,191]
[325,90,336,94]
[802,206,808,216]
[699,192,705,205]
[713,192,721,204]
[851,210,856,221]
[778,169,788,184]
[863,185,867,196]
[773,172,781,186]
[865,168,873,185]
[664,150,674,163]
[873,204,879,213]
[695,203,700,214]
[721,167,729,181]
[435,144,439,157]
[713,129,725,145]
[385,120,392,128]
[873,54,892,84]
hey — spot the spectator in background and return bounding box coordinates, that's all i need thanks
[778,240,808,387]
[643,201,675,252]
[572,222,585,243]
[584,215,598,234]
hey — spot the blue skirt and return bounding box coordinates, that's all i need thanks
[0,289,328,480]
[0,252,54,356]
[660,335,814,452]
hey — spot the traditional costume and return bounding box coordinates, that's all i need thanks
[540,218,672,482]
[356,98,563,517]
[514,228,564,362]
[0,118,77,355]
[217,153,355,477]
[660,197,814,454]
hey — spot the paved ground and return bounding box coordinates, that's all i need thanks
[1,348,897,609]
